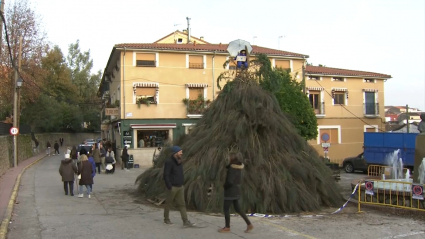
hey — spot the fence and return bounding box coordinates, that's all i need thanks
[367,165,409,177]
[357,179,425,213]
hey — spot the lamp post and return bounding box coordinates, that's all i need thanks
[13,78,23,168]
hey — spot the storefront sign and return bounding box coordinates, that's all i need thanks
[123,131,131,137]
[101,124,109,130]
[105,108,119,116]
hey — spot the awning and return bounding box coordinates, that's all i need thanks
[306,87,324,91]
[130,124,176,129]
[332,88,347,92]
[133,82,159,88]
[185,83,208,88]
[363,89,378,92]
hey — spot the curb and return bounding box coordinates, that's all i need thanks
[0,155,47,239]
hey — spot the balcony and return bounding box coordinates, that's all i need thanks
[183,97,211,118]
[136,60,156,67]
[312,102,325,118]
[189,62,204,69]
[364,102,379,118]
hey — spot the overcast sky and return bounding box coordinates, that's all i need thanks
[30,0,425,110]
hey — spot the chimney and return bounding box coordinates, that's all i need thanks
[194,41,196,46]
[186,17,191,43]
[200,36,204,41]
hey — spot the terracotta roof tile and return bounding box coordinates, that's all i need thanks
[306,65,391,78]
[114,43,308,58]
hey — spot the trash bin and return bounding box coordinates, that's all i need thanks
[128,155,134,169]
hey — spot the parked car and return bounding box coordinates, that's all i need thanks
[342,153,368,173]
[83,139,96,145]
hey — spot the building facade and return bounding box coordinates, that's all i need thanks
[98,31,391,167]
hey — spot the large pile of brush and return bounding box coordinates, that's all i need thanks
[136,75,343,214]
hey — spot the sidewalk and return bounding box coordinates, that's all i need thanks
[0,152,46,222]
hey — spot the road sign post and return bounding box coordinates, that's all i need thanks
[321,133,330,160]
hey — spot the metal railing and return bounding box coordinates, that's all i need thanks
[364,102,379,115]
[367,165,409,177]
[357,179,425,213]
[313,102,325,115]
[189,62,204,69]
[136,60,156,67]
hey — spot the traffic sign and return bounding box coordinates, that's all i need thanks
[123,140,132,145]
[10,127,19,136]
[321,133,330,142]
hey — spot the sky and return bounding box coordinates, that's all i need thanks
[27,0,425,110]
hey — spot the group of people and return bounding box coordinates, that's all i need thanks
[46,140,60,156]
[163,146,253,233]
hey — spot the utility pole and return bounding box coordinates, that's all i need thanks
[302,57,306,94]
[17,36,22,127]
[13,36,22,168]
[0,0,4,57]
[406,104,410,133]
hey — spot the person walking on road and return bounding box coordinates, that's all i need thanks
[163,146,195,227]
[121,146,129,171]
[59,137,64,147]
[59,154,78,196]
[92,144,102,174]
[218,152,253,233]
[87,149,96,192]
[46,141,51,156]
[105,147,116,174]
[77,151,94,198]
[53,141,60,155]
[99,143,106,173]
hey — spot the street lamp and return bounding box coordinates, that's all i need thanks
[16,78,23,88]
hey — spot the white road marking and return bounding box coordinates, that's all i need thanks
[378,231,425,239]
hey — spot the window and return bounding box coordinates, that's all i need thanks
[364,79,376,83]
[364,92,377,115]
[135,87,156,104]
[309,91,320,112]
[364,125,378,132]
[189,87,204,100]
[275,60,290,70]
[308,76,320,80]
[136,53,156,67]
[366,128,375,132]
[332,77,344,82]
[137,130,169,148]
[183,123,196,135]
[189,55,204,69]
[319,128,340,144]
[333,93,345,105]
[177,38,183,44]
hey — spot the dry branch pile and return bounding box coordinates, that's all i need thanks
[136,73,343,214]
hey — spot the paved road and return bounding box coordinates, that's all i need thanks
[6,155,425,239]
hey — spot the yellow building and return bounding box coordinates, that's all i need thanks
[98,31,391,167]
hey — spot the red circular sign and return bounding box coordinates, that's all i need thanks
[413,185,423,195]
[365,181,374,190]
[9,127,19,136]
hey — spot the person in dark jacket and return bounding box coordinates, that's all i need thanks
[218,152,253,233]
[163,146,195,227]
[59,154,78,196]
[77,153,94,198]
[121,146,129,170]
[46,141,51,156]
[53,141,60,155]
[92,144,101,173]
[59,137,64,146]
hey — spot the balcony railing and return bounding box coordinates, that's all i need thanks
[136,60,156,67]
[189,62,204,69]
[313,102,325,117]
[364,102,379,116]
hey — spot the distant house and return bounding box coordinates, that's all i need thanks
[385,106,401,114]
[390,122,420,133]
[397,112,423,124]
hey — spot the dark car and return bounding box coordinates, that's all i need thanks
[342,153,368,173]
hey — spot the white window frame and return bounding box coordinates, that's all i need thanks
[364,125,379,132]
[332,91,348,106]
[133,52,159,67]
[182,123,196,135]
[363,91,378,115]
[132,82,160,104]
[185,85,207,99]
[186,54,206,69]
[316,125,342,144]
[363,79,376,83]
[331,77,346,82]
[307,90,325,116]
[307,75,322,81]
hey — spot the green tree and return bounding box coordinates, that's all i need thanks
[256,54,318,140]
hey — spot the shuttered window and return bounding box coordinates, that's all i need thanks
[275,60,290,70]
[320,128,339,144]
[136,88,156,96]
[366,128,376,132]
[189,88,204,100]
[136,53,156,67]
[189,55,203,69]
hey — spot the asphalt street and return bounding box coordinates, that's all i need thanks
[6,154,425,239]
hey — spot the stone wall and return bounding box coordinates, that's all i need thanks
[0,133,100,177]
